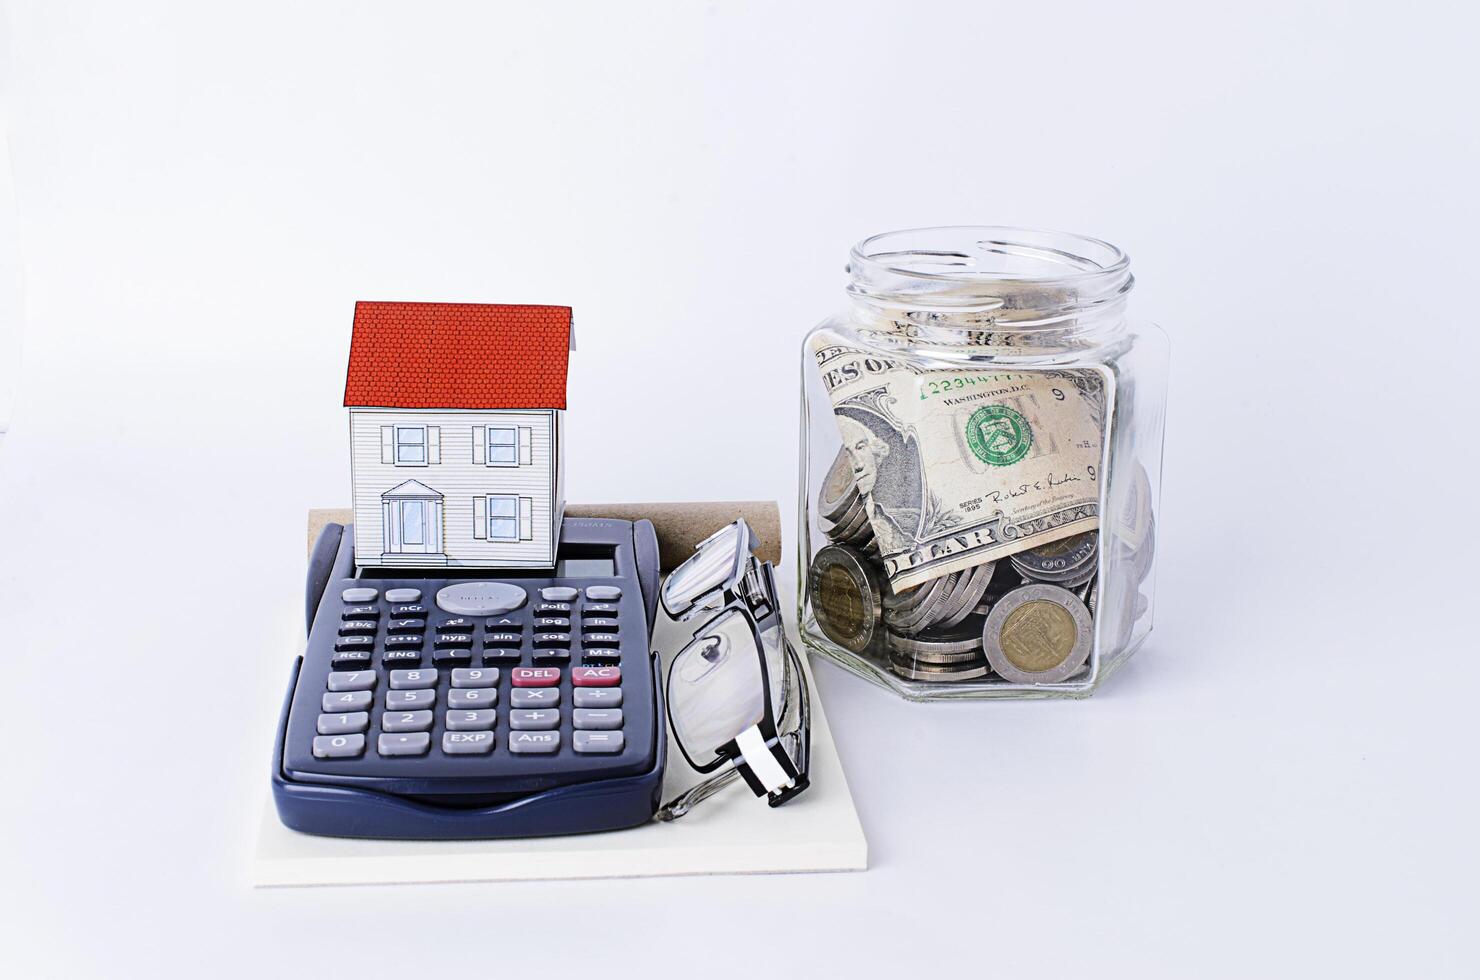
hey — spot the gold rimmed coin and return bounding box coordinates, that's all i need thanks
[808,544,883,654]
[982,583,1093,684]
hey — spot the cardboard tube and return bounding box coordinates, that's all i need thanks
[308,501,781,572]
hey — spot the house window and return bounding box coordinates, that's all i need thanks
[487,495,519,541]
[487,426,518,466]
[395,426,427,465]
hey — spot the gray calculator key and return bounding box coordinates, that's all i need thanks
[573,731,624,754]
[389,669,439,690]
[382,709,434,732]
[509,731,561,754]
[509,709,561,730]
[385,588,423,603]
[446,709,497,731]
[378,732,431,756]
[573,708,623,730]
[436,581,528,616]
[510,688,560,708]
[322,690,372,712]
[387,689,436,710]
[448,688,497,709]
[326,670,377,692]
[313,733,366,758]
[341,587,379,603]
[540,586,578,602]
[585,586,622,601]
[316,711,370,735]
[443,731,496,755]
[451,667,499,688]
[573,688,622,708]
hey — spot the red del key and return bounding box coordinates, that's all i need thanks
[572,666,620,687]
[511,667,561,687]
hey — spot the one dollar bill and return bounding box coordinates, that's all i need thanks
[811,330,1111,591]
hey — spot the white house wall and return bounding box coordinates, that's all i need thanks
[349,408,560,567]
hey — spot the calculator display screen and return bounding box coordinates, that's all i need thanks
[554,557,616,577]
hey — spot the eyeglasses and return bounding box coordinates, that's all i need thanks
[651,520,811,818]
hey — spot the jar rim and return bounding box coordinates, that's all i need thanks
[850,225,1130,285]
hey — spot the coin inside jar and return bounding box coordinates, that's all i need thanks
[808,544,883,654]
[1010,531,1098,579]
[817,448,859,523]
[982,583,1093,684]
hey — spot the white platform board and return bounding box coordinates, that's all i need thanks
[252,649,866,887]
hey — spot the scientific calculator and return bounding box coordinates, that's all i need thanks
[272,517,666,839]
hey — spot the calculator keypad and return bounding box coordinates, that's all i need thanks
[291,573,642,779]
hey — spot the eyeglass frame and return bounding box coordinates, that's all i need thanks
[652,521,811,816]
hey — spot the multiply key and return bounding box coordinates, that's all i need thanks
[572,666,620,687]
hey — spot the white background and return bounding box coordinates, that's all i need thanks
[2,1,1477,977]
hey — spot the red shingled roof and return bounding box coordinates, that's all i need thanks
[344,302,571,409]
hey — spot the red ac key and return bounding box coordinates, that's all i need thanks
[511,667,561,687]
[572,666,620,687]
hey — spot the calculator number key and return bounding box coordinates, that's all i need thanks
[313,734,366,758]
[322,690,372,712]
[387,689,436,710]
[451,667,499,688]
[389,669,438,690]
[446,709,497,731]
[326,670,377,692]
[316,712,370,735]
[382,710,434,733]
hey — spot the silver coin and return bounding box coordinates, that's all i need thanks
[1016,558,1098,589]
[882,573,942,613]
[982,583,1093,685]
[817,448,859,523]
[808,545,884,654]
[932,561,997,631]
[889,658,991,682]
[886,627,984,660]
[1010,531,1099,579]
[884,572,959,634]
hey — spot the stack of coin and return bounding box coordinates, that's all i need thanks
[810,455,1108,685]
[1008,531,1098,589]
[816,449,878,554]
[875,560,997,682]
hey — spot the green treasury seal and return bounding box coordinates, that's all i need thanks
[965,404,1033,466]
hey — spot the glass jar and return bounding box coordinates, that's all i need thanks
[798,227,1168,700]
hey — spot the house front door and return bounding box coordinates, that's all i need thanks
[398,499,430,553]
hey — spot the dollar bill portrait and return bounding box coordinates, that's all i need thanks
[836,405,925,557]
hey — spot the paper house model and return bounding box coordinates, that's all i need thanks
[344,301,571,569]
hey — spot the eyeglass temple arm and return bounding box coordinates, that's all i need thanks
[724,640,812,807]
